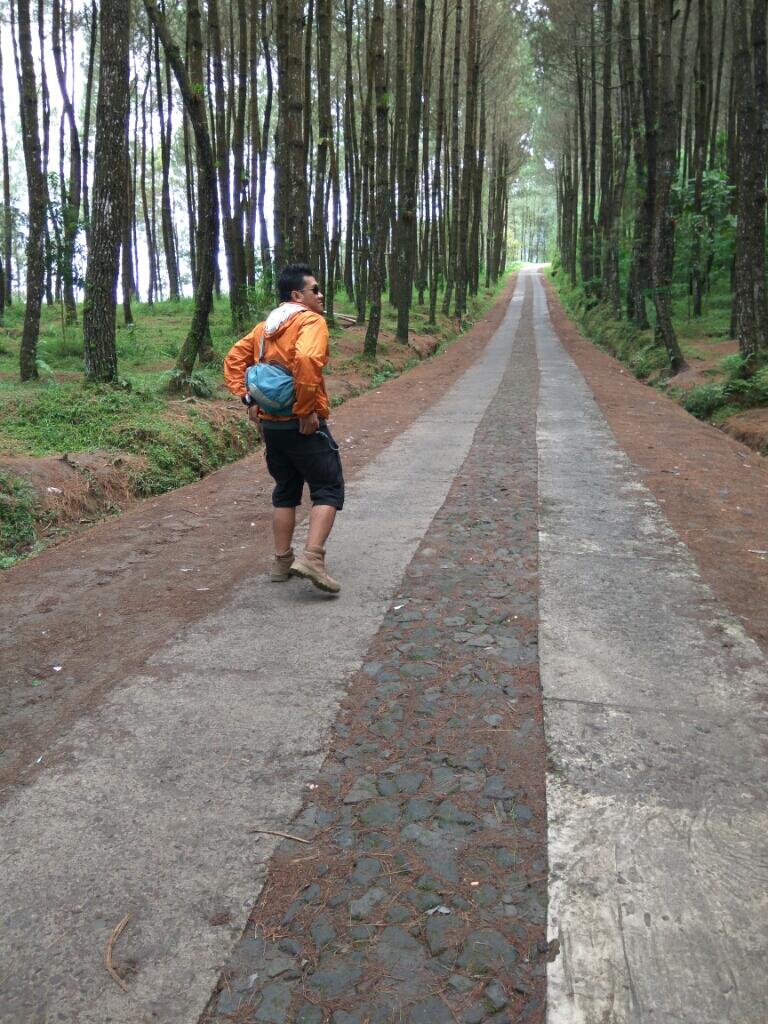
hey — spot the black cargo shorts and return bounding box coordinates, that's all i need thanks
[262,421,345,510]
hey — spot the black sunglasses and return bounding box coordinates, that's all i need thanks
[302,284,322,294]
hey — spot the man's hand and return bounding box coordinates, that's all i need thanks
[299,412,319,435]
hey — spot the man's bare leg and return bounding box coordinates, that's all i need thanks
[273,506,296,554]
[306,504,337,549]
[291,504,340,594]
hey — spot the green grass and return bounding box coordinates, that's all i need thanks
[0,469,44,568]
[0,297,259,565]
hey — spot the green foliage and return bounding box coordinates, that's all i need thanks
[371,363,399,388]
[0,470,40,567]
[245,268,276,320]
[161,368,215,398]
[115,410,253,495]
[38,331,84,362]
[674,358,768,420]
[672,170,735,290]
[678,382,729,419]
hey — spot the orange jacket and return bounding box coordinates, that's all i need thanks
[223,304,330,421]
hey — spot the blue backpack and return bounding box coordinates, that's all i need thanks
[245,328,296,416]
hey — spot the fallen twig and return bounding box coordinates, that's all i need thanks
[105,913,132,992]
[248,828,311,844]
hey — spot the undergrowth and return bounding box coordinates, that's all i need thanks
[0,470,46,568]
[673,359,768,421]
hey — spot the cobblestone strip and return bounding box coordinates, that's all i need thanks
[201,283,548,1024]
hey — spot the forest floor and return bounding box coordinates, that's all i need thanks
[1,269,766,1024]
[0,282,507,567]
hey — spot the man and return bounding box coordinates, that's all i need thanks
[224,264,344,594]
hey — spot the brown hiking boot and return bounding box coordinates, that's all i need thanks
[289,546,341,594]
[270,548,295,582]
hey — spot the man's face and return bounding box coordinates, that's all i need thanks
[293,275,324,314]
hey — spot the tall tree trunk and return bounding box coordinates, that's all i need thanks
[183,107,197,293]
[388,0,407,309]
[14,0,47,380]
[139,73,156,304]
[258,0,274,292]
[469,81,486,298]
[364,0,388,358]
[690,0,710,318]
[356,7,374,324]
[576,47,593,291]
[326,93,342,322]
[148,93,162,300]
[144,0,219,378]
[708,2,728,169]
[416,0,435,307]
[121,142,135,327]
[732,0,768,364]
[245,4,259,290]
[155,24,180,301]
[312,0,332,291]
[82,0,97,246]
[208,0,232,310]
[275,0,308,267]
[442,0,462,316]
[82,0,130,382]
[51,0,82,323]
[630,0,655,328]
[587,7,599,289]
[342,0,357,302]
[0,39,13,307]
[651,0,687,372]
[37,0,53,308]
[429,0,449,324]
[231,0,250,318]
[303,0,314,205]
[455,0,478,319]
[395,0,427,342]
[598,0,616,310]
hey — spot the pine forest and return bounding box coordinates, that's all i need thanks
[0,0,535,384]
[1,0,768,497]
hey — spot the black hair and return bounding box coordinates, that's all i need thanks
[277,263,314,302]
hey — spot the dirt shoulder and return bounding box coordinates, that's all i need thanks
[0,277,516,799]
[542,276,768,655]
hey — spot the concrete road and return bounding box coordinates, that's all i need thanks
[0,287,526,1023]
[1,268,766,1024]
[533,270,768,1023]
